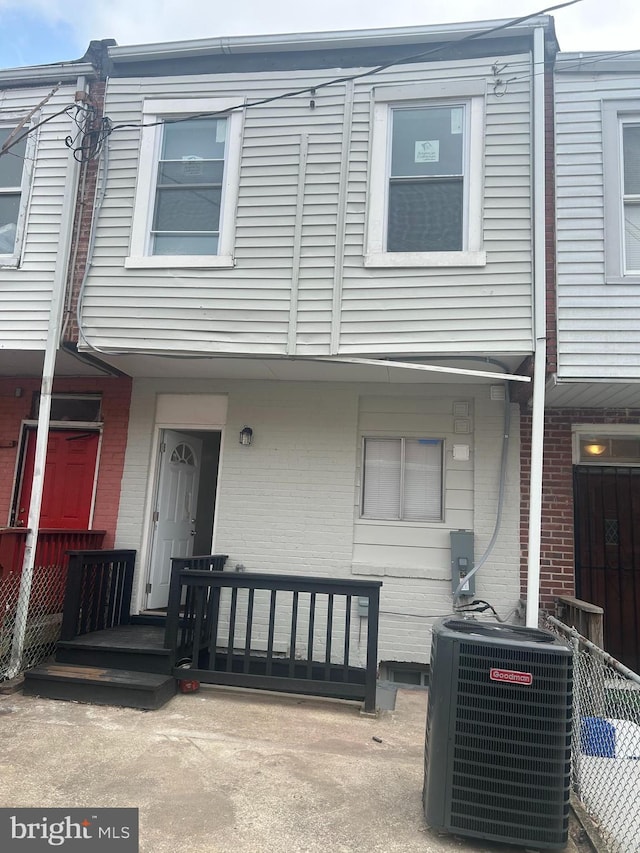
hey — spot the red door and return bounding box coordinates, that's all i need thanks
[16,429,100,529]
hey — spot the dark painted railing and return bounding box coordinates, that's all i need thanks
[60,549,136,640]
[0,528,106,579]
[164,566,382,712]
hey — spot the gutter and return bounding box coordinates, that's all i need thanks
[0,62,95,88]
[108,16,552,64]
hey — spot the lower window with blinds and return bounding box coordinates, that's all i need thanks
[361,437,444,522]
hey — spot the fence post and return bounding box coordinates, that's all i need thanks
[164,558,183,652]
[364,584,381,713]
[571,633,582,799]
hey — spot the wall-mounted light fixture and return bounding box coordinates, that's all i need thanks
[584,440,607,456]
[239,426,253,446]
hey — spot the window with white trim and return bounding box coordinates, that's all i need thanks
[603,101,640,283]
[0,125,31,263]
[361,437,443,521]
[365,82,486,268]
[126,99,243,269]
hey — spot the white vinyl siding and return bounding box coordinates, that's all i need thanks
[555,65,640,379]
[0,83,79,347]
[79,52,534,358]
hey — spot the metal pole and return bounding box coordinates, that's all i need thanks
[7,79,86,678]
[526,26,547,627]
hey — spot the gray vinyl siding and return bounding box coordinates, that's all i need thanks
[81,53,534,357]
[555,66,640,379]
[0,84,79,348]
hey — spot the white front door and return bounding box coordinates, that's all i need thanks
[147,430,203,609]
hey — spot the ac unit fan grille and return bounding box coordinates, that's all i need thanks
[447,640,572,844]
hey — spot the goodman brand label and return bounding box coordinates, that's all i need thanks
[0,809,138,851]
[489,667,533,685]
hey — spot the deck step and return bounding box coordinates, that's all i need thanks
[55,625,172,675]
[23,663,177,710]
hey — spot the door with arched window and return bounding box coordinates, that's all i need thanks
[147,430,203,609]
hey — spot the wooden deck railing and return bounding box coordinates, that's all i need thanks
[164,564,382,712]
[0,528,106,579]
[555,595,604,647]
[60,549,136,640]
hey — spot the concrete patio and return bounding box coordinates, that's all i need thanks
[0,685,583,853]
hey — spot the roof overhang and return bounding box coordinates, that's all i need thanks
[545,375,640,409]
[69,352,529,384]
[0,62,96,88]
[108,16,554,66]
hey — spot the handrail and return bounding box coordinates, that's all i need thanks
[0,528,106,578]
[164,566,382,712]
[555,595,604,648]
[60,549,136,640]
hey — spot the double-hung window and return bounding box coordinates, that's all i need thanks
[127,99,243,269]
[603,100,640,283]
[622,123,640,274]
[365,82,486,268]
[0,125,30,263]
[361,437,443,522]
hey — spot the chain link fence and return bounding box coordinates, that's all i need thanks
[0,565,67,681]
[542,612,640,853]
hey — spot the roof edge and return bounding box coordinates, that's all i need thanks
[108,16,553,64]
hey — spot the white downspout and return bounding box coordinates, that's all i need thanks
[526,28,548,628]
[8,77,88,677]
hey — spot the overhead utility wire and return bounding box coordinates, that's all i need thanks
[0,0,584,162]
[108,0,584,133]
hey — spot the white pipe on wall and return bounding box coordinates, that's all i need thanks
[526,27,548,628]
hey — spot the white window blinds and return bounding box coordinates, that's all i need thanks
[362,437,443,521]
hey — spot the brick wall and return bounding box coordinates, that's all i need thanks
[62,79,105,345]
[0,375,131,548]
[520,408,640,606]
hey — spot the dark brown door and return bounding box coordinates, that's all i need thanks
[574,466,640,673]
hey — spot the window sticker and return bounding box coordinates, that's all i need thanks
[415,140,439,163]
[451,108,463,135]
[182,157,203,176]
[216,120,227,143]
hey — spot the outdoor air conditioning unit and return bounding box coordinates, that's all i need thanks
[423,618,572,850]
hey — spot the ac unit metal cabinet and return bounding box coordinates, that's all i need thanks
[423,618,572,849]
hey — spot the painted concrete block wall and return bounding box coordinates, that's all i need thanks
[116,378,521,663]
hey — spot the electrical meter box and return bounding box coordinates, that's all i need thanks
[450,530,475,595]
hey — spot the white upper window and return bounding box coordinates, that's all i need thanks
[127,99,243,269]
[621,123,640,274]
[365,82,486,268]
[603,100,640,283]
[0,124,32,264]
[361,437,444,522]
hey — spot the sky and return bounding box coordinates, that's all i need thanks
[0,0,637,70]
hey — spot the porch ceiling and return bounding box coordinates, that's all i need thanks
[0,348,115,378]
[545,376,640,409]
[79,352,527,384]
